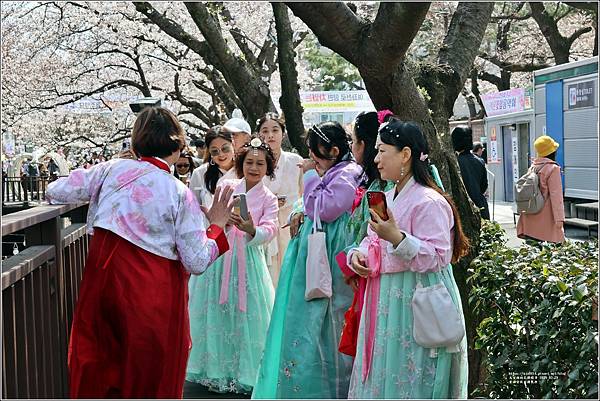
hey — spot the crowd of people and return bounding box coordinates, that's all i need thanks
[44,104,565,400]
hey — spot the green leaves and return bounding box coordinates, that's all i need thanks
[469,220,598,399]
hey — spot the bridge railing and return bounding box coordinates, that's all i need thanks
[2,176,67,205]
[2,202,89,399]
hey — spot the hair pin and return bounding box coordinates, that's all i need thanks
[243,137,270,156]
[420,152,429,161]
[311,124,331,144]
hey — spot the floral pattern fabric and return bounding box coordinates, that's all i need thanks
[46,158,219,274]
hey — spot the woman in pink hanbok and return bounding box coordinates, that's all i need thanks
[186,137,279,395]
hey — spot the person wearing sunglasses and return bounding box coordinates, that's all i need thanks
[173,148,196,186]
[189,126,237,212]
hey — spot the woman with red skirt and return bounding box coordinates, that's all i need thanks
[47,107,234,398]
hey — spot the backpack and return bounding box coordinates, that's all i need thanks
[514,162,554,214]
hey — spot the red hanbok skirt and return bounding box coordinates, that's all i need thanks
[68,228,191,398]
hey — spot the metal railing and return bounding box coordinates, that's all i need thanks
[2,202,89,398]
[2,176,64,205]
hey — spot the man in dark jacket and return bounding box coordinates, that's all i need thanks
[451,126,490,220]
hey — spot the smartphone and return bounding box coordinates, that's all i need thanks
[367,191,389,221]
[233,194,249,220]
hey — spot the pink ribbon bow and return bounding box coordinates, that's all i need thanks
[362,236,382,382]
[219,226,248,312]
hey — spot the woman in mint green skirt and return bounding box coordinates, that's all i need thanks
[186,139,279,394]
[347,119,470,399]
[252,122,362,399]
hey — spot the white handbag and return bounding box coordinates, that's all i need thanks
[412,270,465,349]
[305,197,333,301]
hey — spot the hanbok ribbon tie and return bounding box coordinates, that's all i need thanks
[219,226,248,312]
[362,236,382,382]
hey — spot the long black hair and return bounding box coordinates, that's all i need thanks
[354,111,381,187]
[305,121,352,164]
[378,118,470,262]
[204,125,233,194]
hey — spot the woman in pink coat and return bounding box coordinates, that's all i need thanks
[517,135,565,243]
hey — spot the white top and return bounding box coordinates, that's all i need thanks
[46,158,220,274]
[189,163,237,208]
[262,150,303,260]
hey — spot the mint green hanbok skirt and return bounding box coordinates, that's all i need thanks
[252,215,354,399]
[348,265,468,399]
[186,241,275,394]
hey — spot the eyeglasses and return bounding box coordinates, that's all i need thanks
[176,163,190,168]
[209,144,234,157]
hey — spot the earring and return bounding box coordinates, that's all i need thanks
[400,166,405,177]
[209,159,215,166]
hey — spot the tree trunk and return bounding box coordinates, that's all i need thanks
[285,2,492,393]
[272,3,308,157]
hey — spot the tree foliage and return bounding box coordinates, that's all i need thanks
[300,35,363,91]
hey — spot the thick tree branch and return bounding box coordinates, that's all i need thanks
[285,2,366,62]
[568,26,593,45]
[438,2,494,85]
[132,2,210,59]
[529,2,570,63]
[215,3,260,69]
[371,2,431,60]
[272,2,307,156]
[184,2,273,121]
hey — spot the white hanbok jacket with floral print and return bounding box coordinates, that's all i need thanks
[46,158,221,274]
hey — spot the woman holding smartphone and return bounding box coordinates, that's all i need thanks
[335,110,394,358]
[256,113,303,287]
[186,137,279,395]
[346,118,470,399]
[253,122,362,399]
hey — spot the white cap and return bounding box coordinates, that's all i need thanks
[222,108,251,134]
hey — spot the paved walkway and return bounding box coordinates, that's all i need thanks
[489,200,594,248]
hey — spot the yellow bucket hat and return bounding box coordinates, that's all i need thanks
[534,135,559,157]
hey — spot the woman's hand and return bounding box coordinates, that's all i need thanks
[368,208,404,247]
[297,158,316,174]
[288,212,304,238]
[350,252,371,278]
[117,149,137,160]
[344,275,360,292]
[201,185,234,228]
[230,212,256,237]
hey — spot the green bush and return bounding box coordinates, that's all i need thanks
[468,220,598,399]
